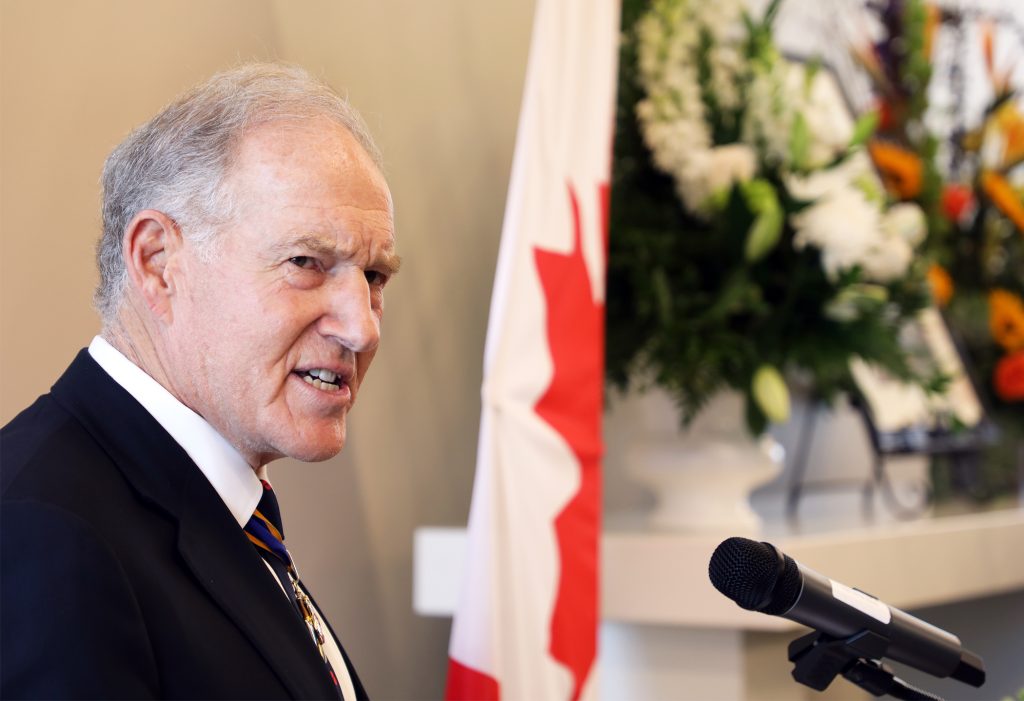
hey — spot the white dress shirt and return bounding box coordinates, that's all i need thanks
[88,336,356,701]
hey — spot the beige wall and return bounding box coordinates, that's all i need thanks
[0,2,535,698]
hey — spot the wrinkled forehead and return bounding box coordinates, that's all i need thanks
[226,117,392,214]
[210,118,396,256]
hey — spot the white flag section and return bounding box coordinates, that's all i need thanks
[445,1,620,700]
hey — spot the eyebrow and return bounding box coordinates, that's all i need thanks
[275,234,402,275]
[383,253,403,276]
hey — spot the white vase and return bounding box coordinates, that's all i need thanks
[606,388,784,533]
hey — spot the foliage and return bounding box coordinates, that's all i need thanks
[607,0,933,434]
[854,0,1024,497]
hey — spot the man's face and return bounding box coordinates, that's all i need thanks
[163,118,398,466]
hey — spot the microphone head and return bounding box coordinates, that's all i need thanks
[709,537,801,615]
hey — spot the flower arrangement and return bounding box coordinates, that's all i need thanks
[851,0,1024,494]
[607,0,936,435]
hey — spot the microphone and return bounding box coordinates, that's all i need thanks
[708,537,985,688]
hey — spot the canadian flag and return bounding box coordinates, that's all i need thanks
[444,1,620,700]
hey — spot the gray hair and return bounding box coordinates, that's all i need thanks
[95,62,383,321]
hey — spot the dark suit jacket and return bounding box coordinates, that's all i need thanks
[1,350,368,700]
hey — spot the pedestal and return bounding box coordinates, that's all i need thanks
[415,509,1024,700]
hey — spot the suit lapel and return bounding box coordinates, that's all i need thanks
[177,468,341,700]
[52,350,341,700]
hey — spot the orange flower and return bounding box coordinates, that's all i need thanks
[980,170,1024,235]
[980,20,1014,96]
[992,101,1024,168]
[924,4,939,60]
[869,139,923,199]
[927,264,954,307]
[989,289,1024,351]
[993,351,1024,402]
[981,21,995,80]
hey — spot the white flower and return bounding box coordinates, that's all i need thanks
[856,203,923,282]
[702,0,745,115]
[860,234,914,282]
[709,45,744,114]
[880,202,927,247]
[791,164,918,283]
[786,166,854,202]
[788,65,854,168]
[742,61,794,167]
[787,151,878,201]
[705,144,757,198]
[675,150,714,213]
[632,0,885,237]
[634,0,745,218]
[792,186,883,280]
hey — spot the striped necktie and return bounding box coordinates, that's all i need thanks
[244,480,343,696]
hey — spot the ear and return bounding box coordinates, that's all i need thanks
[122,209,184,320]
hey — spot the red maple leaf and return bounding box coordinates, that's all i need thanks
[445,658,500,701]
[533,182,607,700]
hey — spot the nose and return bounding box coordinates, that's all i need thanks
[316,270,380,353]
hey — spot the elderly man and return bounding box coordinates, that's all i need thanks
[1,63,398,700]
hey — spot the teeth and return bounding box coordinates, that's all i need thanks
[302,374,341,392]
[306,368,338,382]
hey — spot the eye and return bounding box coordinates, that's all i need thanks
[289,256,318,270]
[365,269,389,286]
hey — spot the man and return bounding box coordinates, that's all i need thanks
[1,63,399,699]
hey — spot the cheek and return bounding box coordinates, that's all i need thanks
[177,287,263,370]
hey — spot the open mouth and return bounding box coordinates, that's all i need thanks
[298,368,343,392]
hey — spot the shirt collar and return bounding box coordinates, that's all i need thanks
[88,335,262,527]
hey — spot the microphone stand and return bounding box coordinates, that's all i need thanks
[787,630,944,701]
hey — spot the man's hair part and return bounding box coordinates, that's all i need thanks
[95,62,384,322]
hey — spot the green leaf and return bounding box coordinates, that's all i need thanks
[741,178,776,212]
[745,205,784,262]
[707,184,732,212]
[704,269,753,320]
[740,178,783,261]
[849,111,879,149]
[653,267,673,326]
[824,283,889,322]
[803,58,822,94]
[752,364,790,423]
[853,172,885,205]
[790,112,811,170]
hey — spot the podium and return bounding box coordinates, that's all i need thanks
[415,508,1024,700]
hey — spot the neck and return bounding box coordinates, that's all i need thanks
[103,301,199,437]
[102,314,166,386]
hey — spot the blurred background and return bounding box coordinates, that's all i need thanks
[3,2,1023,700]
[1,2,536,697]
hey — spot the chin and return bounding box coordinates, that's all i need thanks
[289,444,346,463]
[256,415,348,464]
[281,429,347,463]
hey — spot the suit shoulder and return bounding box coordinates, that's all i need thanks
[1,392,112,499]
[1,500,160,698]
